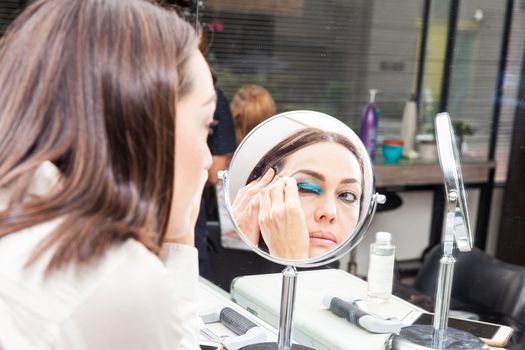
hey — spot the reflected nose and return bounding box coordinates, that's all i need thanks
[314,196,337,224]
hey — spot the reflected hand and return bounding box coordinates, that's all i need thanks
[231,168,275,246]
[258,177,309,260]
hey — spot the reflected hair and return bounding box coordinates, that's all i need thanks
[247,128,365,194]
[0,0,198,272]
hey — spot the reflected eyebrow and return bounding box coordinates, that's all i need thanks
[341,178,360,185]
[202,93,217,107]
[291,169,360,185]
[291,169,325,181]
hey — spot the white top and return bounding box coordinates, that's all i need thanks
[0,162,200,350]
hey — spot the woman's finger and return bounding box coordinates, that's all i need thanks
[270,176,287,207]
[259,187,271,212]
[251,167,275,191]
[234,168,275,209]
[284,177,300,206]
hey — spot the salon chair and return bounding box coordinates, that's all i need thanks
[413,243,525,346]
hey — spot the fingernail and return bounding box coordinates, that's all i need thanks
[287,177,296,186]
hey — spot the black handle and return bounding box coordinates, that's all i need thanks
[219,307,258,335]
[330,297,368,324]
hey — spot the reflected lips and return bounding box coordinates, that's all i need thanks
[309,231,337,248]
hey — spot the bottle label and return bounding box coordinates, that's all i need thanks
[367,254,394,299]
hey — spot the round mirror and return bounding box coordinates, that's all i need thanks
[435,112,473,252]
[220,110,381,267]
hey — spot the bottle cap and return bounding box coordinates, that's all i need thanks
[376,231,391,244]
[370,89,378,103]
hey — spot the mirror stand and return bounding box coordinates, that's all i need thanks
[431,191,458,348]
[240,266,313,350]
[220,111,384,349]
[277,266,298,349]
[385,187,486,350]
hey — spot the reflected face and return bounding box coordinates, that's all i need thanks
[278,142,362,258]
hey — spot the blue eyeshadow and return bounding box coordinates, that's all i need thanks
[297,182,323,195]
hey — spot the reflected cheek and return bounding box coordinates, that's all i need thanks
[337,207,359,240]
[298,197,317,227]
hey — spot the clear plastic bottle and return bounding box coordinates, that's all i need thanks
[367,231,396,303]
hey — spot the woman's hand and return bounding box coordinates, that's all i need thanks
[258,177,309,260]
[231,168,275,246]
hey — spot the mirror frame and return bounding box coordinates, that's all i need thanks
[220,110,383,268]
[435,112,473,251]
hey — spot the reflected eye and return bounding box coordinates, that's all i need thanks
[297,182,323,195]
[339,191,358,204]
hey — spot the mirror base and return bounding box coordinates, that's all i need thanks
[239,342,314,350]
[385,325,488,350]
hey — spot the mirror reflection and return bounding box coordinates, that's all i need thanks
[233,127,364,260]
[226,111,373,262]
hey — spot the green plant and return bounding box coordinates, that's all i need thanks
[425,120,475,137]
[451,120,475,136]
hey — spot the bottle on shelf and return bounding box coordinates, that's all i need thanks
[367,231,396,303]
[401,94,418,159]
[359,89,379,161]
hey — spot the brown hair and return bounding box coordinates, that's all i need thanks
[0,0,198,272]
[247,128,365,195]
[231,84,276,144]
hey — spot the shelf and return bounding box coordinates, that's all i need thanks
[373,158,495,187]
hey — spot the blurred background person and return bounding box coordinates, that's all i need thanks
[231,84,276,145]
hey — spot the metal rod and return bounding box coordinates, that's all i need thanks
[475,0,515,251]
[415,0,432,124]
[438,0,460,112]
[277,265,298,350]
[432,255,456,349]
[431,190,457,349]
[194,0,200,28]
[489,0,514,161]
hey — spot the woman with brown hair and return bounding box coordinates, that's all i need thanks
[232,128,365,260]
[230,84,276,145]
[0,0,216,349]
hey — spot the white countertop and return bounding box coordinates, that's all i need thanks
[230,269,505,350]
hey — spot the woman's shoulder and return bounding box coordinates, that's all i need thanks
[0,225,186,349]
[48,240,200,349]
[79,240,199,312]
[57,240,198,349]
[84,239,174,302]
